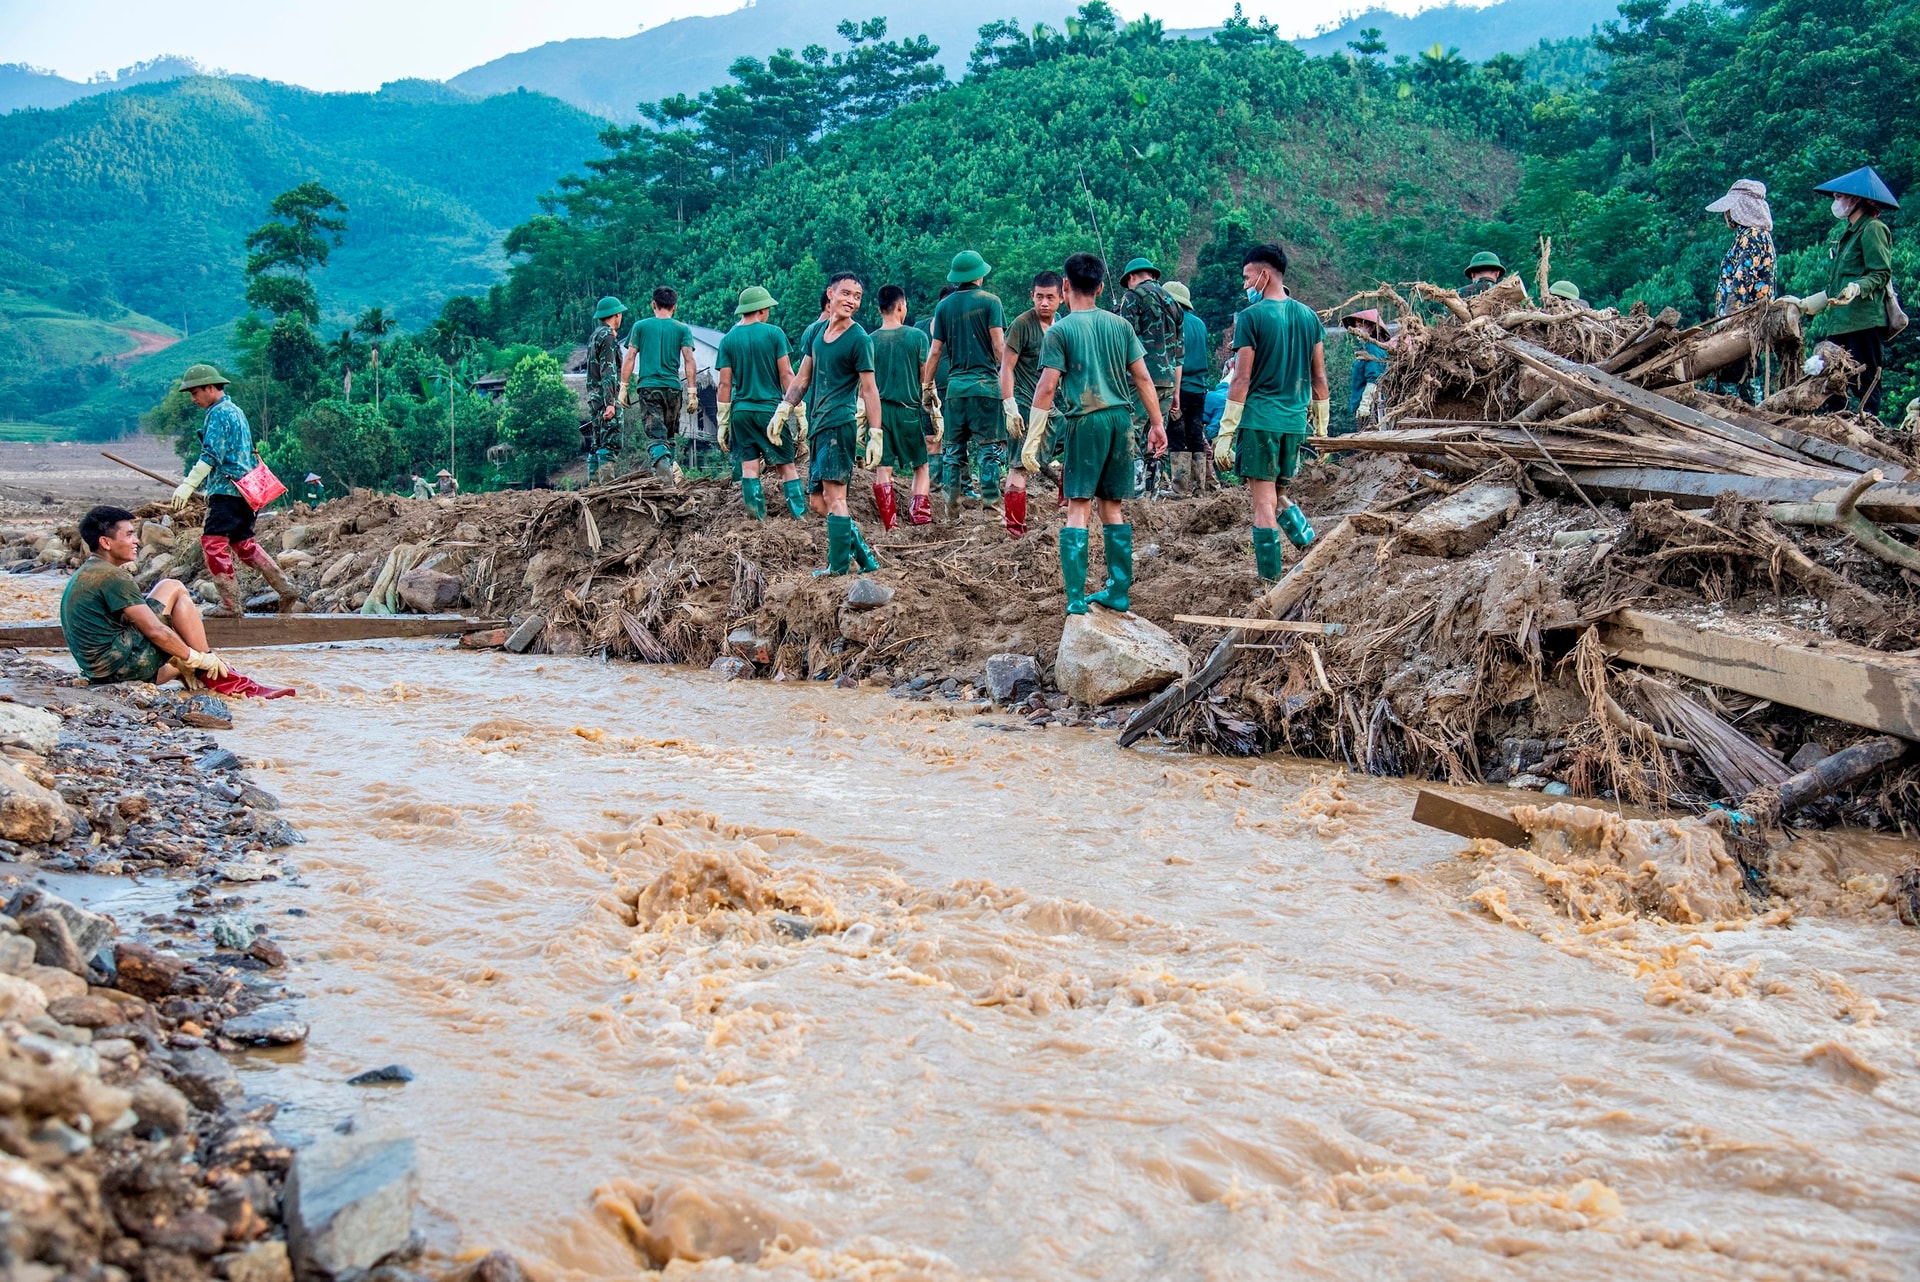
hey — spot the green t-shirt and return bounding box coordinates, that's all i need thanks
[1179,309,1211,397]
[60,557,148,681]
[1006,308,1052,410]
[870,325,931,407]
[914,319,950,394]
[798,319,828,408]
[716,321,789,412]
[807,321,874,431]
[627,316,693,390]
[1231,297,1324,434]
[931,286,1006,400]
[1038,309,1145,419]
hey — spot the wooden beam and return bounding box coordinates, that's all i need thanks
[1562,468,1920,523]
[1601,609,1920,741]
[1172,615,1346,635]
[0,614,502,651]
[1749,735,1908,819]
[1411,789,1531,846]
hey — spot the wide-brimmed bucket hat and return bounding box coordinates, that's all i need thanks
[593,296,628,320]
[1705,178,1773,229]
[735,285,778,315]
[1121,256,1161,281]
[1548,281,1582,301]
[1462,251,1505,279]
[1163,281,1193,308]
[947,250,992,284]
[177,363,230,391]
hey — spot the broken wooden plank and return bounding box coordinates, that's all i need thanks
[1172,615,1346,635]
[1411,789,1531,846]
[0,613,501,650]
[1562,467,1920,523]
[1601,609,1920,741]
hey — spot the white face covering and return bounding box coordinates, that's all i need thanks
[1832,196,1855,219]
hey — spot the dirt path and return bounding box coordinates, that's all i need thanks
[114,326,180,363]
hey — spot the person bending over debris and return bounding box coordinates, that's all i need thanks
[1023,253,1165,614]
[773,272,883,576]
[63,506,291,699]
[1341,308,1392,428]
[998,270,1064,534]
[1213,244,1328,583]
[169,364,298,616]
[716,286,798,522]
[925,251,1009,523]
[621,286,698,481]
[868,285,935,528]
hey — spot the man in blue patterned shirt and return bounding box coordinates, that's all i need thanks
[170,365,299,616]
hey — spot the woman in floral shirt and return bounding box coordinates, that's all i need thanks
[1706,179,1776,316]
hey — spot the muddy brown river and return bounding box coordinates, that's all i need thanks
[124,638,1902,1282]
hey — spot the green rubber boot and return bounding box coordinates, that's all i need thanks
[783,479,807,520]
[1252,525,1284,583]
[741,476,767,521]
[1059,526,1090,615]
[849,522,879,573]
[815,514,855,577]
[1277,502,1316,549]
[979,446,1004,502]
[1086,523,1134,613]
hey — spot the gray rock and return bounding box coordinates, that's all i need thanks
[253,817,304,848]
[166,1045,245,1111]
[0,703,61,755]
[210,914,254,950]
[222,1004,309,1046]
[985,653,1042,704]
[223,1239,292,1282]
[8,889,114,975]
[347,1064,415,1086]
[281,524,311,552]
[1400,484,1521,557]
[245,590,282,611]
[286,1131,420,1282]
[1542,781,1574,796]
[198,748,243,773]
[845,578,894,608]
[1789,742,1832,771]
[0,762,74,845]
[397,567,464,613]
[502,614,546,655]
[0,932,34,975]
[1054,611,1191,707]
[132,1075,192,1137]
[180,694,233,729]
[708,656,751,680]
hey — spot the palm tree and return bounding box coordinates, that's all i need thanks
[354,306,393,407]
[1415,43,1468,86]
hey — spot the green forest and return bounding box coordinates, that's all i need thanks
[136,0,1914,497]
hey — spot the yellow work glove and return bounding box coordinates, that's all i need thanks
[863,418,883,469]
[1834,282,1863,306]
[183,648,232,680]
[921,381,942,414]
[1021,408,1050,473]
[854,398,867,433]
[716,402,732,452]
[1309,398,1330,437]
[1214,401,1244,472]
[1003,397,1025,440]
[795,403,809,440]
[926,406,945,451]
[767,402,792,445]
[619,385,633,407]
[172,460,213,512]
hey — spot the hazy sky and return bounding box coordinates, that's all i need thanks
[0,0,1424,90]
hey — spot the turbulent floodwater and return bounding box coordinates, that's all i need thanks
[164,642,1919,1281]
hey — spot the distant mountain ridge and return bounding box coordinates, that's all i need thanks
[0,57,205,114]
[1296,0,1621,61]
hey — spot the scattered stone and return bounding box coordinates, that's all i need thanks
[0,971,49,1019]
[247,936,288,968]
[1789,741,1833,771]
[459,628,509,649]
[217,862,275,882]
[131,1075,193,1137]
[140,520,176,549]
[0,931,35,974]
[286,1131,420,1282]
[180,694,233,729]
[1400,484,1521,557]
[770,914,814,940]
[280,524,311,552]
[397,567,464,613]
[1054,611,1191,706]
[467,1250,532,1282]
[245,589,282,611]
[708,656,751,680]
[502,614,546,655]
[222,1004,309,1045]
[1542,781,1574,796]
[223,1239,293,1282]
[206,1121,294,1171]
[211,914,254,950]
[47,993,122,1028]
[114,939,187,999]
[198,748,244,773]
[0,702,61,754]
[252,817,304,848]
[347,1064,415,1086]
[238,784,280,811]
[845,578,894,608]
[10,889,113,974]
[25,964,86,1001]
[985,653,1042,704]
[166,1045,245,1111]
[0,760,75,844]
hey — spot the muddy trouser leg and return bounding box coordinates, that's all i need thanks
[1834,328,1890,417]
[941,417,972,503]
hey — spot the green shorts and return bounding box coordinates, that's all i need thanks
[808,421,857,493]
[880,404,929,471]
[89,600,169,684]
[1061,407,1137,501]
[1236,429,1304,486]
[946,395,1006,449]
[729,407,796,467]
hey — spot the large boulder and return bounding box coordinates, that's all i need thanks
[396,567,463,613]
[0,703,61,755]
[0,764,73,845]
[286,1131,419,1280]
[9,887,112,973]
[1401,485,1520,557]
[1054,611,1190,706]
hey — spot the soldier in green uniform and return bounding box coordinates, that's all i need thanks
[1116,256,1184,497]
[583,296,627,481]
[1459,252,1506,301]
[1165,281,1214,494]
[620,286,697,480]
[996,270,1062,534]
[924,251,1008,522]
[1212,244,1329,583]
[867,285,935,528]
[771,273,884,575]
[715,286,797,522]
[1021,253,1165,615]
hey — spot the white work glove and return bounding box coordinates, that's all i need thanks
[1903,398,1920,434]
[926,406,945,450]
[863,419,883,469]
[172,460,213,511]
[767,402,793,446]
[716,402,732,451]
[1310,398,1331,438]
[182,648,232,680]
[1357,383,1378,421]
[1797,290,1832,316]
[1834,282,1863,306]
[921,381,942,414]
[795,403,809,440]
[1003,397,1026,440]
[1021,408,1050,473]
[1214,402,1244,471]
[855,398,868,433]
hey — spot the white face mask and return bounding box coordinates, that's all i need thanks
[1833,196,1854,219]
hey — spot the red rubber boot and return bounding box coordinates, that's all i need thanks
[873,480,899,531]
[909,493,932,525]
[1004,488,1028,538]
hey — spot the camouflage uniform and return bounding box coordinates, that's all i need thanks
[584,322,624,454]
[1117,280,1184,440]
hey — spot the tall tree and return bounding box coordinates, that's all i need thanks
[243,182,348,322]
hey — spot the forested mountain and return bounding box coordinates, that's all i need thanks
[1298,0,1620,60]
[0,57,201,114]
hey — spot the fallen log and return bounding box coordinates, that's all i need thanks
[0,613,501,650]
[1742,735,1908,823]
[1600,609,1920,741]
[1559,467,1920,523]
[1410,789,1531,846]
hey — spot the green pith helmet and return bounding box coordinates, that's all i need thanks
[947,250,992,285]
[593,295,628,321]
[1121,256,1161,281]
[735,285,778,315]
[1462,251,1506,279]
[1549,280,1582,301]
[177,363,229,391]
[1163,281,1193,308]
